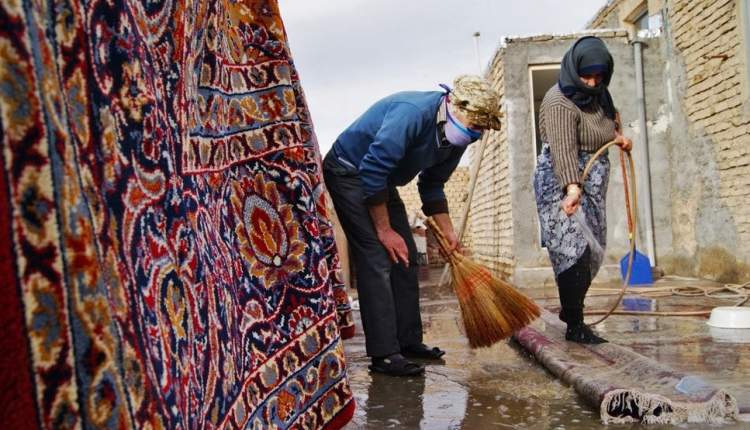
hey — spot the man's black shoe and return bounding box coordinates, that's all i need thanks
[368,354,425,377]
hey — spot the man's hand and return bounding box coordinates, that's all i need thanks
[376,228,410,266]
[368,202,409,266]
[432,212,462,256]
[443,229,461,255]
[614,134,633,152]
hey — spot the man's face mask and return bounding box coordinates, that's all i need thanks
[445,108,482,147]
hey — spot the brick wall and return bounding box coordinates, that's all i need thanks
[668,0,750,274]
[589,0,630,29]
[586,0,750,279]
[588,0,666,33]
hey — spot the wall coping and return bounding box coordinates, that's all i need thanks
[504,29,629,45]
[487,29,630,71]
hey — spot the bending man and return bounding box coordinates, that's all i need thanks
[323,75,502,376]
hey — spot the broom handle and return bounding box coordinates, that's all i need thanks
[437,134,489,286]
[620,151,634,239]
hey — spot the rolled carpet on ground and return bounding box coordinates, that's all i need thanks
[514,310,739,424]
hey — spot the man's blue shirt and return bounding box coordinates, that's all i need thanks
[331,90,466,215]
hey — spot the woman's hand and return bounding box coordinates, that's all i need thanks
[561,193,581,216]
[561,184,581,216]
[614,134,633,152]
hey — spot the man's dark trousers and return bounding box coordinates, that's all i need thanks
[322,152,422,358]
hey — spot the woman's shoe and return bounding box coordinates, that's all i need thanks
[565,323,607,344]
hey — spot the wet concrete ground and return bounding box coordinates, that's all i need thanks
[341,270,750,429]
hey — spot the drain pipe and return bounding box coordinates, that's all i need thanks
[631,39,656,267]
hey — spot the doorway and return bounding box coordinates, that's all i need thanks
[528,65,561,162]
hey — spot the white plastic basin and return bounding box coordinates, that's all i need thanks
[709,326,750,343]
[707,306,750,329]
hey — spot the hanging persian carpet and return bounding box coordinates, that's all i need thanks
[0,0,355,428]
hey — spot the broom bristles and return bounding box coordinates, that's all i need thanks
[427,218,541,348]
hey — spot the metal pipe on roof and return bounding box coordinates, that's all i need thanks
[631,39,656,267]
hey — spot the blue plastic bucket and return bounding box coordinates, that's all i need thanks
[620,249,653,285]
[622,297,655,311]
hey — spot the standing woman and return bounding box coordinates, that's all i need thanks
[534,36,632,344]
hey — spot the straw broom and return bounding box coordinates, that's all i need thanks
[426,217,541,348]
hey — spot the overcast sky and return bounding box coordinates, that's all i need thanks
[278,0,607,155]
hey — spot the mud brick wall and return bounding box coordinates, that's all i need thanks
[665,0,750,280]
[587,0,750,281]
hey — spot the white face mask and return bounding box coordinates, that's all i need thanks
[445,108,482,147]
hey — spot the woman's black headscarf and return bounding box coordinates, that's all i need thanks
[558,36,616,119]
